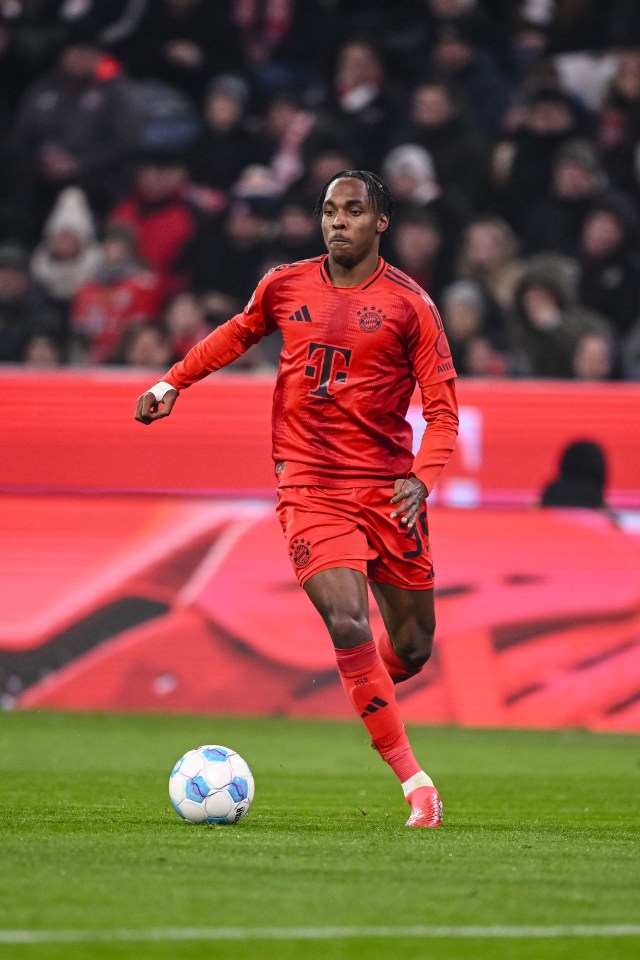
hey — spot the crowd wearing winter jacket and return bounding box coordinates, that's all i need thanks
[3,0,640,380]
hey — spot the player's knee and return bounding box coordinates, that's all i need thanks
[396,624,434,668]
[326,611,372,649]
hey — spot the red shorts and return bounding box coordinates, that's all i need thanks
[276,485,435,590]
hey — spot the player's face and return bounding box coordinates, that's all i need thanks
[321,178,388,268]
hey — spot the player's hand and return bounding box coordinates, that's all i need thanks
[390,477,427,530]
[134,388,178,425]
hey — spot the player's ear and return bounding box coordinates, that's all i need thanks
[376,213,390,235]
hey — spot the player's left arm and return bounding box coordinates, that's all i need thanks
[391,378,458,527]
[391,297,459,527]
[135,271,276,424]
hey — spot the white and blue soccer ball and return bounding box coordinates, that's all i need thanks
[169,744,255,825]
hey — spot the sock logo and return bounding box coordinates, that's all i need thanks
[290,537,311,568]
[354,677,369,686]
[360,696,389,717]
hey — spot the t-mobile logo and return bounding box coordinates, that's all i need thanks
[304,342,352,398]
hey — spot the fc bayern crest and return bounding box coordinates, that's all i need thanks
[290,538,311,568]
[357,306,386,333]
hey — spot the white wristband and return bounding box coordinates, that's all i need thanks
[148,381,175,402]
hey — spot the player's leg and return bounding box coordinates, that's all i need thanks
[368,581,442,827]
[277,486,441,826]
[370,581,435,683]
[361,489,436,682]
[303,566,440,826]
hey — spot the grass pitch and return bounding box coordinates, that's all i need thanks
[0,712,638,960]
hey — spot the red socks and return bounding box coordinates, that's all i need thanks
[377,631,423,684]
[335,641,421,784]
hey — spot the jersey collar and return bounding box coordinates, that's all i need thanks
[319,256,387,291]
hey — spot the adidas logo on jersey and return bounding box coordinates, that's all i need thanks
[288,304,313,323]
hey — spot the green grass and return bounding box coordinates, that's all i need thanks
[0,712,638,960]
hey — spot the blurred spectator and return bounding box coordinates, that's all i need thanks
[8,41,139,239]
[499,89,588,232]
[382,143,440,208]
[440,278,509,376]
[381,142,464,250]
[22,332,62,367]
[287,146,356,211]
[30,186,100,335]
[546,3,618,54]
[507,13,552,83]
[598,49,640,196]
[108,148,212,302]
[320,39,402,169]
[0,1,64,92]
[163,291,210,358]
[124,0,244,105]
[131,79,201,157]
[116,321,174,367]
[428,16,511,141]
[189,74,263,196]
[234,0,295,73]
[53,2,152,64]
[507,53,563,108]
[270,200,318,263]
[456,215,522,310]
[464,334,511,377]
[571,327,619,381]
[423,0,511,66]
[0,242,60,362]
[192,197,274,305]
[540,440,609,510]
[71,223,161,364]
[523,138,610,256]
[0,1,639,381]
[1,1,151,75]
[576,195,640,337]
[509,257,603,378]
[386,209,451,302]
[260,92,316,194]
[390,80,490,214]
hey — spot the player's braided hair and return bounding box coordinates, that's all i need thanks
[314,170,394,228]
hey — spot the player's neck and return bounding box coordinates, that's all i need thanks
[326,252,381,288]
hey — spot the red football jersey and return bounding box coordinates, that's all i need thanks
[165,256,458,490]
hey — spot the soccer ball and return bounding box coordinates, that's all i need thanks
[169,744,255,825]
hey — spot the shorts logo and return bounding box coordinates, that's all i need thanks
[290,538,311,568]
[357,306,385,333]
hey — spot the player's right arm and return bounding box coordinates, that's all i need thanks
[134,271,276,425]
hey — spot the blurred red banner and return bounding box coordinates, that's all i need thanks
[1,369,640,506]
[1,493,639,732]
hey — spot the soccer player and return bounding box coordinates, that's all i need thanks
[135,171,458,827]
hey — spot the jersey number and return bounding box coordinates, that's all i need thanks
[402,510,428,559]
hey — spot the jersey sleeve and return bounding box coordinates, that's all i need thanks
[164,270,277,391]
[407,295,459,493]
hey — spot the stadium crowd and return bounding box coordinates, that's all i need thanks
[2,0,640,379]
